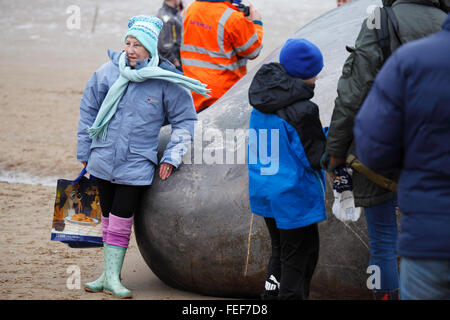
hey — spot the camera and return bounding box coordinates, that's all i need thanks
[233,0,250,17]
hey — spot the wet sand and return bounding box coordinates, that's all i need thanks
[0,0,336,299]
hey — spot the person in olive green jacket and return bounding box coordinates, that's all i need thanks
[323,0,448,299]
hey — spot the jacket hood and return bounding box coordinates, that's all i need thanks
[444,12,450,28]
[388,0,447,10]
[107,49,122,66]
[248,62,315,114]
[383,0,397,6]
[106,49,182,74]
[107,49,149,69]
[439,0,450,12]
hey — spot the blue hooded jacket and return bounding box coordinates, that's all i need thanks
[354,14,450,258]
[248,63,327,230]
[77,50,197,185]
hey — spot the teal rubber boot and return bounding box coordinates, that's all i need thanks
[84,272,105,293]
[84,243,106,293]
[102,243,132,298]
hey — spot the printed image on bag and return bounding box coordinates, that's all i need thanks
[51,168,103,247]
[332,167,362,222]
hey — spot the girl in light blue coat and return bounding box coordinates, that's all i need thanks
[78,15,210,298]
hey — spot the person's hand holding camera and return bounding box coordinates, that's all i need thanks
[248,3,262,21]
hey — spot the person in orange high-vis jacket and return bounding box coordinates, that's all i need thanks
[181,0,263,112]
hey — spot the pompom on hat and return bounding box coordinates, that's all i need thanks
[279,38,324,80]
[124,15,163,60]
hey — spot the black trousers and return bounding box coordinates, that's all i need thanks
[96,178,148,218]
[263,217,320,300]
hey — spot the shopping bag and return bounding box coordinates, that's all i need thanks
[332,167,362,222]
[51,168,103,248]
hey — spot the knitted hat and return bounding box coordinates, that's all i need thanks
[279,38,324,79]
[125,15,163,60]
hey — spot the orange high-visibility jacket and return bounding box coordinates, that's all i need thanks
[181,0,263,112]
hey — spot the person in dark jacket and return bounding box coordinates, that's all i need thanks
[354,14,450,300]
[322,0,448,299]
[156,0,184,71]
[248,38,327,300]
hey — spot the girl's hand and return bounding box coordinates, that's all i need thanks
[159,162,174,180]
[82,161,87,167]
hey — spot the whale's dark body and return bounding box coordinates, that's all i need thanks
[135,0,380,299]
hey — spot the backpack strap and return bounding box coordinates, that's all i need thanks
[375,7,391,61]
[385,7,403,46]
[375,6,402,62]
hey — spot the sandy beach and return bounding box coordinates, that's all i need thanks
[0,0,337,299]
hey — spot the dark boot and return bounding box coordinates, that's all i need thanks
[260,252,281,300]
[260,274,280,300]
[261,218,281,300]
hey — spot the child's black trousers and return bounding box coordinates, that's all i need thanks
[263,217,320,300]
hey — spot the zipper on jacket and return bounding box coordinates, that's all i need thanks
[111,84,131,180]
[314,171,326,196]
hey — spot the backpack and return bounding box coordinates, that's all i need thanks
[375,6,403,61]
[344,6,403,193]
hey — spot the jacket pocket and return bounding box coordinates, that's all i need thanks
[128,143,158,166]
[134,96,163,123]
[90,138,113,150]
[342,49,356,78]
[88,141,114,167]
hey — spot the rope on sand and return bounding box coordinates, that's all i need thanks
[244,213,254,278]
[91,5,99,34]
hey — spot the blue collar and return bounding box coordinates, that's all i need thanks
[124,54,151,70]
[443,14,450,31]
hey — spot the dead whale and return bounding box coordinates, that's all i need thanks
[135,0,380,299]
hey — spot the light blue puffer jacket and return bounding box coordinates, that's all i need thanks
[77,50,197,185]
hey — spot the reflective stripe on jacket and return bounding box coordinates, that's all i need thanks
[181,0,263,111]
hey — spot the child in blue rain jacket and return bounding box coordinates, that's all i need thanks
[248,38,327,300]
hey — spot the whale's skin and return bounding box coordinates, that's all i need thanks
[135,0,380,299]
